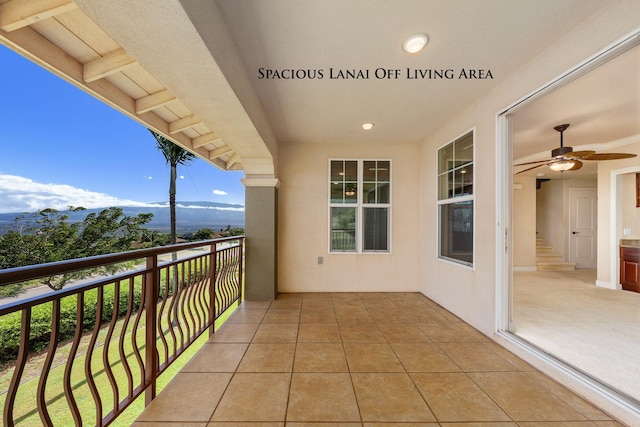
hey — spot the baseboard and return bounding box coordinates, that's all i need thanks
[513,266,537,272]
[596,279,617,290]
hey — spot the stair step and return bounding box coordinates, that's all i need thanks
[536,238,544,244]
[536,252,563,261]
[536,261,577,271]
[536,246,553,253]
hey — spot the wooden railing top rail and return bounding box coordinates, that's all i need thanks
[0,236,244,287]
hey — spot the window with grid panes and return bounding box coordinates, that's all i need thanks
[437,131,474,266]
[329,160,391,253]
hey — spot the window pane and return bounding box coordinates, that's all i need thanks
[438,172,452,200]
[331,207,356,251]
[363,160,390,204]
[344,161,358,181]
[454,132,473,168]
[363,207,389,251]
[438,143,454,174]
[453,164,473,197]
[439,202,473,264]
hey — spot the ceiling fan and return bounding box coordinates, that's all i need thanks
[515,124,637,174]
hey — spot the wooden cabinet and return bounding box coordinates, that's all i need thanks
[620,246,640,293]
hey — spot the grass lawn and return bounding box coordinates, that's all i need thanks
[0,301,238,426]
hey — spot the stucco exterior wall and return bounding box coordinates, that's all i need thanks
[277,141,420,293]
[418,1,640,337]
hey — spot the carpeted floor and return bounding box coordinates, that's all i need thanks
[514,268,640,401]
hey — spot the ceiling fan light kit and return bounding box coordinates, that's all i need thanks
[515,123,637,174]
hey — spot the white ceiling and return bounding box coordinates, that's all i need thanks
[215,0,614,146]
[512,42,640,178]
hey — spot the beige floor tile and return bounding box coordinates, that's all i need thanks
[339,323,385,342]
[411,372,510,422]
[287,373,360,422]
[136,373,232,422]
[290,424,361,427]
[377,322,430,342]
[294,343,348,372]
[208,423,283,427]
[132,423,207,426]
[226,309,267,323]
[300,308,338,324]
[352,373,436,422]
[297,323,342,342]
[211,373,291,421]
[237,343,296,372]
[301,294,334,307]
[270,295,303,309]
[468,372,588,421]
[368,307,412,323]
[263,308,301,324]
[416,322,479,343]
[454,322,492,342]
[344,342,404,372]
[335,309,375,324]
[363,423,439,427]
[252,323,299,342]
[483,342,535,371]
[517,423,596,427]
[238,301,272,310]
[592,422,626,426]
[209,323,259,343]
[402,308,448,323]
[437,343,519,372]
[525,372,613,420]
[391,342,461,372]
[434,424,517,427]
[182,343,248,372]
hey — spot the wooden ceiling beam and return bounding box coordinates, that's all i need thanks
[192,132,220,148]
[208,144,233,160]
[0,0,77,32]
[83,48,136,83]
[169,115,202,134]
[135,89,176,114]
[226,153,241,169]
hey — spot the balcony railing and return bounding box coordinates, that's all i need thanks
[0,236,244,426]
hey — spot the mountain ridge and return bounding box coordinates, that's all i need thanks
[0,201,244,234]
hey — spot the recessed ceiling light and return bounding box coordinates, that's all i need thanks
[403,33,429,53]
[362,122,375,130]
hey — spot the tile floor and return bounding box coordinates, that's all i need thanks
[134,292,625,426]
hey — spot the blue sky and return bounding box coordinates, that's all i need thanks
[0,45,245,214]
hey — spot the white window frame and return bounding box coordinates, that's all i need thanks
[328,159,392,254]
[436,129,475,268]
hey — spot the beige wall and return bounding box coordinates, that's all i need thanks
[621,172,640,238]
[418,1,640,337]
[536,178,597,260]
[536,179,565,255]
[597,139,640,286]
[513,176,537,269]
[277,141,420,293]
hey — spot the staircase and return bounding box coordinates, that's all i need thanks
[536,238,576,271]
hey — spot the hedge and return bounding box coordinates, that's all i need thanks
[0,284,143,364]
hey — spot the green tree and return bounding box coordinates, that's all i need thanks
[149,130,196,247]
[191,228,216,241]
[0,207,153,291]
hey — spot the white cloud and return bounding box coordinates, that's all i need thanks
[179,175,184,179]
[0,174,163,213]
[213,189,228,196]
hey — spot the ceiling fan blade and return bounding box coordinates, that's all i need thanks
[569,160,583,171]
[514,159,552,167]
[565,150,596,159]
[583,153,638,161]
[515,163,546,174]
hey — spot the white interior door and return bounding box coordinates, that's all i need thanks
[569,188,597,268]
